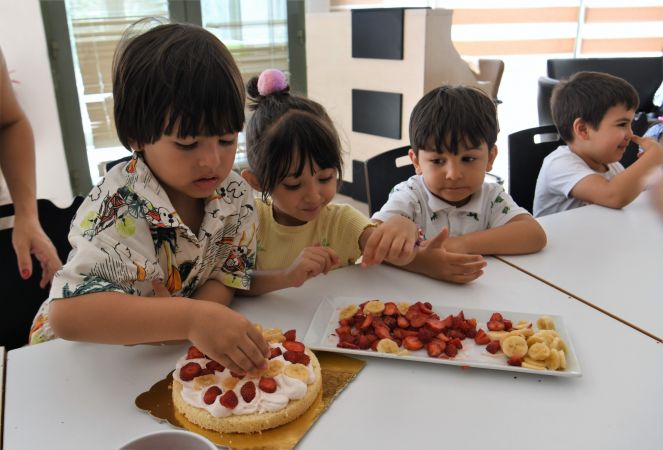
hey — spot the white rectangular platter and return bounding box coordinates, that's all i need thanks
[303,296,581,377]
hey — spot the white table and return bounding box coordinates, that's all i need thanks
[500,194,663,341]
[4,261,662,450]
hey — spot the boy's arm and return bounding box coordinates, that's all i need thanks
[570,136,663,209]
[48,291,269,373]
[399,228,486,283]
[191,279,234,305]
[444,214,547,255]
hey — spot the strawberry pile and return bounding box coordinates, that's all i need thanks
[335,300,479,359]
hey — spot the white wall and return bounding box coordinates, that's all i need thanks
[0,0,73,207]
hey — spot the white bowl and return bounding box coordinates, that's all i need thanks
[118,429,217,450]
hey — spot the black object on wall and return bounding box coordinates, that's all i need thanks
[351,8,404,60]
[352,89,402,139]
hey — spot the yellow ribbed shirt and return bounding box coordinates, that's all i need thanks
[254,199,371,271]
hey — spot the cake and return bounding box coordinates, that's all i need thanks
[172,328,322,433]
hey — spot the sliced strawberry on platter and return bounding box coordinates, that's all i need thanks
[203,386,222,405]
[259,377,278,393]
[186,346,205,359]
[282,341,306,352]
[489,312,504,322]
[424,318,445,334]
[283,329,297,341]
[240,381,257,403]
[397,316,410,329]
[507,356,523,366]
[417,327,435,343]
[503,319,513,331]
[426,341,444,357]
[485,340,501,354]
[487,320,505,331]
[219,390,238,409]
[474,329,491,345]
[403,336,424,351]
[179,362,202,381]
[383,302,398,316]
[444,343,458,357]
[337,341,360,350]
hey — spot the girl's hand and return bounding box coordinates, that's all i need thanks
[186,296,269,375]
[361,216,418,267]
[419,229,486,283]
[12,216,62,288]
[286,245,340,287]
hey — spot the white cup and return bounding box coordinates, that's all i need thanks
[118,429,217,450]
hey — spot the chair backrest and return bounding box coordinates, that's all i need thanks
[476,59,505,101]
[0,197,83,350]
[364,145,415,216]
[537,76,559,126]
[508,125,563,214]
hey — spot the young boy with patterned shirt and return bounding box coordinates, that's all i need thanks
[372,85,547,284]
[29,22,269,375]
[534,71,663,217]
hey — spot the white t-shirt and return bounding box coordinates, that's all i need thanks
[533,145,624,217]
[371,175,529,240]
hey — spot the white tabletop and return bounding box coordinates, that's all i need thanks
[4,261,662,450]
[500,194,663,341]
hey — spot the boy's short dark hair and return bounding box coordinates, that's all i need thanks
[245,77,343,199]
[551,71,639,143]
[113,20,245,150]
[409,85,498,155]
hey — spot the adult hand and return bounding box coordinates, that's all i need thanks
[12,216,61,288]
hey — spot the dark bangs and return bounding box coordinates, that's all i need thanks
[252,110,343,200]
[409,85,498,154]
[113,23,245,149]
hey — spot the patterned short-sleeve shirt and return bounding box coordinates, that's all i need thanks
[29,153,257,344]
[371,175,529,239]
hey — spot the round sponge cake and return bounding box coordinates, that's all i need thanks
[172,343,321,434]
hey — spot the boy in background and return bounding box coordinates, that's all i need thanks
[534,71,663,217]
[372,85,546,283]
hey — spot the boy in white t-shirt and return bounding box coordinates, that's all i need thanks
[373,86,546,283]
[534,71,663,217]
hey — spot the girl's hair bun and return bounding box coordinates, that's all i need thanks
[257,68,288,96]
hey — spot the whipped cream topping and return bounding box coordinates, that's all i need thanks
[174,343,316,417]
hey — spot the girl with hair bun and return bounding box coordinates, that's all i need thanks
[241,69,420,295]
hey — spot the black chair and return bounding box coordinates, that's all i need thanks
[508,125,564,214]
[0,196,83,350]
[104,155,132,173]
[364,145,505,216]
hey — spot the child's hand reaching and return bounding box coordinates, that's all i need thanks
[418,228,486,283]
[632,134,663,164]
[153,279,270,375]
[361,216,418,267]
[286,245,340,287]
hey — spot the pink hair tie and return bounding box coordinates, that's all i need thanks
[257,69,288,96]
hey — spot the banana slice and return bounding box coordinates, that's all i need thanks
[264,359,285,377]
[550,337,568,353]
[284,363,309,382]
[523,356,547,369]
[501,335,528,358]
[193,374,217,389]
[487,330,509,342]
[254,323,264,332]
[545,349,561,370]
[376,338,400,354]
[527,342,551,361]
[262,328,285,343]
[222,377,240,391]
[513,320,532,330]
[339,304,359,321]
[558,350,567,369]
[537,316,556,330]
[398,302,411,315]
[363,300,386,316]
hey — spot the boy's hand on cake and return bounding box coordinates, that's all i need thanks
[362,216,417,267]
[286,246,340,287]
[187,301,269,374]
[419,229,486,283]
